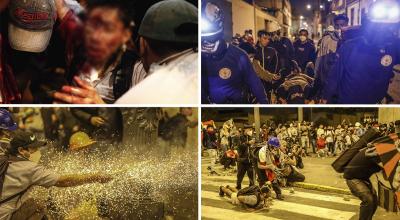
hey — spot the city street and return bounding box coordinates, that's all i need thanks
[201,157,399,220]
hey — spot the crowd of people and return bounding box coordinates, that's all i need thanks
[201,0,400,104]
[0,0,198,104]
[201,117,400,211]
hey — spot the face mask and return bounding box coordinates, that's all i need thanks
[299,36,307,42]
[29,150,42,163]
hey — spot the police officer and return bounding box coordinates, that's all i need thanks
[293,29,316,76]
[265,22,295,79]
[201,1,268,104]
[322,0,400,104]
[236,133,254,190]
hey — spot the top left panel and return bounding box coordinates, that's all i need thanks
[0,0,198,104]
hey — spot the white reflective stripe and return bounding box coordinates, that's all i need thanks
[202,180,359,206]
[202,191,355,220]
[202,205,281,220]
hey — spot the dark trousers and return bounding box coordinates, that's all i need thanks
[236,162,254,189]
[346,179,378,220]
[286,168,305,183]
[257,168,282,196]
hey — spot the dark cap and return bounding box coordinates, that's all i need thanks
[10,130,46,150]
[139,0,198,43]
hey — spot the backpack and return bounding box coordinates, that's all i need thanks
[0,155,28,204]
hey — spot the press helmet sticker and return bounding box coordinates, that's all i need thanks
[381,55,393,67]
[219,68,232,79]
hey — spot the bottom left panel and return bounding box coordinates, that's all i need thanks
[0,107,198,220]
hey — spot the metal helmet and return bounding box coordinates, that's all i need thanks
[138,0,198,43]
[267,137,280,148]
[0,109,17,131]
[201,1,224,39]
[368,0,400,24]
[69,131,96,151]
[265,21,281,33]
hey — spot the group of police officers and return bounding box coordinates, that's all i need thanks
[201,0,400,104]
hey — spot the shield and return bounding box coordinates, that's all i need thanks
[370,133,400,209]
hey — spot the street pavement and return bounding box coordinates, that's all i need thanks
[201,157,399,220]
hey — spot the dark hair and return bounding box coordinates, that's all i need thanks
[258,30,268,37]
[260,186,270,194]
[143,37,196,57]
[334,14,349,24]
[299,29,308,35]
[86,0,136,28]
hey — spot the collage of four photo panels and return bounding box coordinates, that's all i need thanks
[0,0,399,219]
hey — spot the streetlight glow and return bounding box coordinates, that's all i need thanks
[300,15,304,19]
[307,4,311,9]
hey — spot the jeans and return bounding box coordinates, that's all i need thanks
[346,179,378,220]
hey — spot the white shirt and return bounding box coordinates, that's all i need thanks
[116,49,198,104]
[79,68,115,104]
[0,158,59,220]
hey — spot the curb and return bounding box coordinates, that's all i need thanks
[292,182,352,195]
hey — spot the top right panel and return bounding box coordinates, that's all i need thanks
[201,0,400,104]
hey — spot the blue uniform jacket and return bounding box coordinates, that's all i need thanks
[323,37,399,104]
[202,44,268,104]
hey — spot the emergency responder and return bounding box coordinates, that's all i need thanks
[201,1,267,104]
[322,0,400,104]
[314,14,349,99]
[0,109,17,153]
[257,137,284,200]
[265,21,295,79]
[293,29,316,76]
[254,30,280,101]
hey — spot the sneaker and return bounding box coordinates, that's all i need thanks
[219,186,224,197]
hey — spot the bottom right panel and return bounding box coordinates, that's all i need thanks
[201,107,399,220]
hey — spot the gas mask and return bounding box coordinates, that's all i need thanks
[201,2,224,56]
[29,150,42,163]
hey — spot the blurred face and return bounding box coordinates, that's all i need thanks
[299,31,308,42]
[84,7,131,66]
[18,146,39,160]
[207,127,214,133]
[259,35,270,47]
[334,19,348,30]
[181,108,193,116]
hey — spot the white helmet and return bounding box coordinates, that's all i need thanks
[355,122,361,127]
[266,21,280,33]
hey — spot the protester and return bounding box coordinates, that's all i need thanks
[0,130,112,220]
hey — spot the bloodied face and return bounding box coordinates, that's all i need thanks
[84,7,131,66]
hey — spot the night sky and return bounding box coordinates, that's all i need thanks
[290,0,330,19]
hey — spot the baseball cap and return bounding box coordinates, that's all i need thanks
[8,0,57,53]
[10,130,46,150]
[139,0,198,43]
